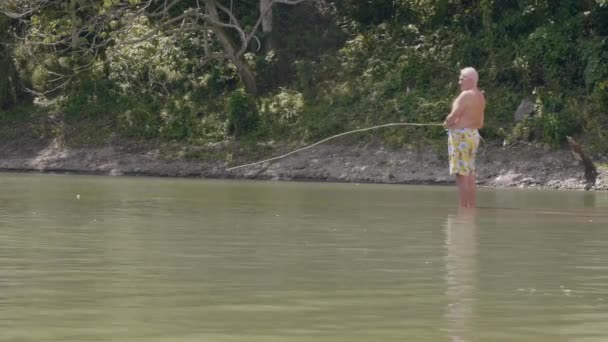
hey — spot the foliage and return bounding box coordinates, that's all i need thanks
[1,0,607,154]
[227,90,260,139]
[0,15,27,109]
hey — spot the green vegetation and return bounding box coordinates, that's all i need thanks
[0,1,607,155]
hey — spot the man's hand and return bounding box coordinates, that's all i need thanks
[445,92,466,129]
[443,114,456,129]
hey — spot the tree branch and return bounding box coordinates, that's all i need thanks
[0,0,63,19]
[272,0,307,4]
[1,0,309,95]
[236,0,307,57]
[119,9,196,46]
[214,0,246,43]
[148,0,182,18]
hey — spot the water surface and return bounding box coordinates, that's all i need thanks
[1,174,607,341]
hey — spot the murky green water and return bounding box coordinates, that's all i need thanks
[1,173,607,342]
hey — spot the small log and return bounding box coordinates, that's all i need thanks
[566,136,597,190]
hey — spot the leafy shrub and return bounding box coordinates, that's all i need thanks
[227,90,260,139]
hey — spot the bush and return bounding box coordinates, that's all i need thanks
[227,91,260,139]
[116,96,162,139]
[259,89,304,136]
[61,79,119,121]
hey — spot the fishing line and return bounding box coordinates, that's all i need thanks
[226,122,449,171]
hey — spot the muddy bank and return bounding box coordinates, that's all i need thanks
[0,138,606,191]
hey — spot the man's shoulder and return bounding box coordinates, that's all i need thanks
[459,89,485,103]
[460,90,478,97]
[455,90,475,104]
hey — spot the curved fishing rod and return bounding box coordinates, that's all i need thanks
[226,122,445,171]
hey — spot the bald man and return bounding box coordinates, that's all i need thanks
[443,68,485,208]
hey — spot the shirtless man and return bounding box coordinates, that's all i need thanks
[443,67,485,208]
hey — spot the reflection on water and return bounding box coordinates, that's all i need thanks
[445,209,478,342]
[1,173,608,342]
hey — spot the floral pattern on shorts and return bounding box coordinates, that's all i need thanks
[448,128,480,176]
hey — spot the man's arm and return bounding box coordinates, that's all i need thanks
[444,93,467,128]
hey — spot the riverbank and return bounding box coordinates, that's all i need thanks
[0,136,606,190]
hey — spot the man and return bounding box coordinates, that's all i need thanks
[443,67,485,208]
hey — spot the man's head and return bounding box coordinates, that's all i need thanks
[459,67,478,91]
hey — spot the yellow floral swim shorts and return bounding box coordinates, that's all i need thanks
[448,128,480,176]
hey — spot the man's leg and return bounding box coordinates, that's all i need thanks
[466,174,477,207]
[465,131,480,208]
[455,174,467,207]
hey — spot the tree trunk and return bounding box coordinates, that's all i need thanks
[206,0,258,95]
[0,15,21,109]
[260,0,274,51]
[70,0,79,58]
[0,50,14,109]
[566,136,597,190]
[232,57,258,95]
[481,0,496,79]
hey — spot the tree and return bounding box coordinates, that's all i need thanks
[0,0,308,95]
[0,14,24,109]
[259,0,274,51]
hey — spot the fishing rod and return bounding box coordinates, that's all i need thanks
[226,122,446,171]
